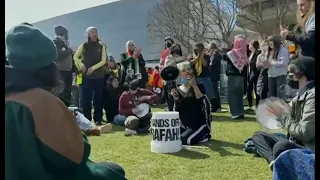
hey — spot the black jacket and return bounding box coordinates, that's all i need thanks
[209,50,222,81]
[286,30,315,58]
[248,50,261,82]
[222,54,245,77]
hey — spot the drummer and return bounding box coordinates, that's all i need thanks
[251,56,315,170]
[117,74,160,136]
[170,61,212,145]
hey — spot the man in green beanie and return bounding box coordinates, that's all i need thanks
[5,24,126,180]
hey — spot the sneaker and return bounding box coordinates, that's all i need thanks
[231,115,244,119]
[215,108,227,113]
[200,138,209,143]
[124,128,137,136]
[99,123,113,134]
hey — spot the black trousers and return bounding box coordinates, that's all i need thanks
[252,131,303,163]
[247,77,260,107]
[211,80,221,110]
[164,84,174,111]
[59,70,73,105]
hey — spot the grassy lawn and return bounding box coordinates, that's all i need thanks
[88,105,272,180]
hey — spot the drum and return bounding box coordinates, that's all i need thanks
[134,103,151,118]
[149,112,182,154]
[256,97,290,130]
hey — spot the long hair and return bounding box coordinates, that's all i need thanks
[268,36,281,60]
[296,0,315,31]
[126,40,135,52]
[106,76,120,90]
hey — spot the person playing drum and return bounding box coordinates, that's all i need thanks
[117,74,160,136]
[170,61,212,145]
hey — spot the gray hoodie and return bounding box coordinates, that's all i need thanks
[267,45,289,78]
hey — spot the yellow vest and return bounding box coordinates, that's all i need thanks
[77,74,82,85]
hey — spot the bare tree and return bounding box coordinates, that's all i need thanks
[236,0,294,37]
[148,0,238,52]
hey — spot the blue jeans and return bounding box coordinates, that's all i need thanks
[113,114,127,126]
[81,77,104,123]
[196,77,214,100]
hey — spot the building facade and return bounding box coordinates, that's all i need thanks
[33,0,163,62]
[237,0,297,36]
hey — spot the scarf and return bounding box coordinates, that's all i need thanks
[227,37,248,72]
[192,53,206,76]
[127,51,140,74]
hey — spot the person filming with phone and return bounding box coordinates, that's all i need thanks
[170,61,212,145]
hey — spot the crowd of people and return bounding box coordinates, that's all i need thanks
[5,0,315,179]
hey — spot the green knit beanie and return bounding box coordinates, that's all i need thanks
[5,24,58,70]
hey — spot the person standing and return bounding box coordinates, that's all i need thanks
[120,41,148,88]
[190,43,215,104]
[53,25,74,106]
[73,27,107,125]
[280,0,315,58]
[163,43,185,111]
[160,36,174,68]
[263,36,289,99]
[247,41,261,109]
[223,36,248,119]
[256,40,270,100]
[207,42,222,112]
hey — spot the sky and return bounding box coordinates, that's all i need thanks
[5,0,120,31]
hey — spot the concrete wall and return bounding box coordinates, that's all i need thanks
[33,0,163,62]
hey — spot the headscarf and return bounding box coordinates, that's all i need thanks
[84,26,97,36]
[125,40,139,74]
[227,36,248,72]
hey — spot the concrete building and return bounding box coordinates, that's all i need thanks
[236,0,297,36]
[32,0,163,62]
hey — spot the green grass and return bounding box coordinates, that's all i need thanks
[88,106,272,180]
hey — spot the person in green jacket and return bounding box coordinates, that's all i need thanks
[5,24,126,180]
[251,56,315,170]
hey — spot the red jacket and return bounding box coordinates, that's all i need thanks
[152,71,160,87]
[160,48,170,67]
[118,88,160,116]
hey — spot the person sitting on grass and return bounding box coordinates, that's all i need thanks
[104,76,123,123]
[5,24,126,180]
[117,74,160,136]
[251,56,315,171]
[170,61,212,145]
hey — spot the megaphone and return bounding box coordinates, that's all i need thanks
[160,66,180,81]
